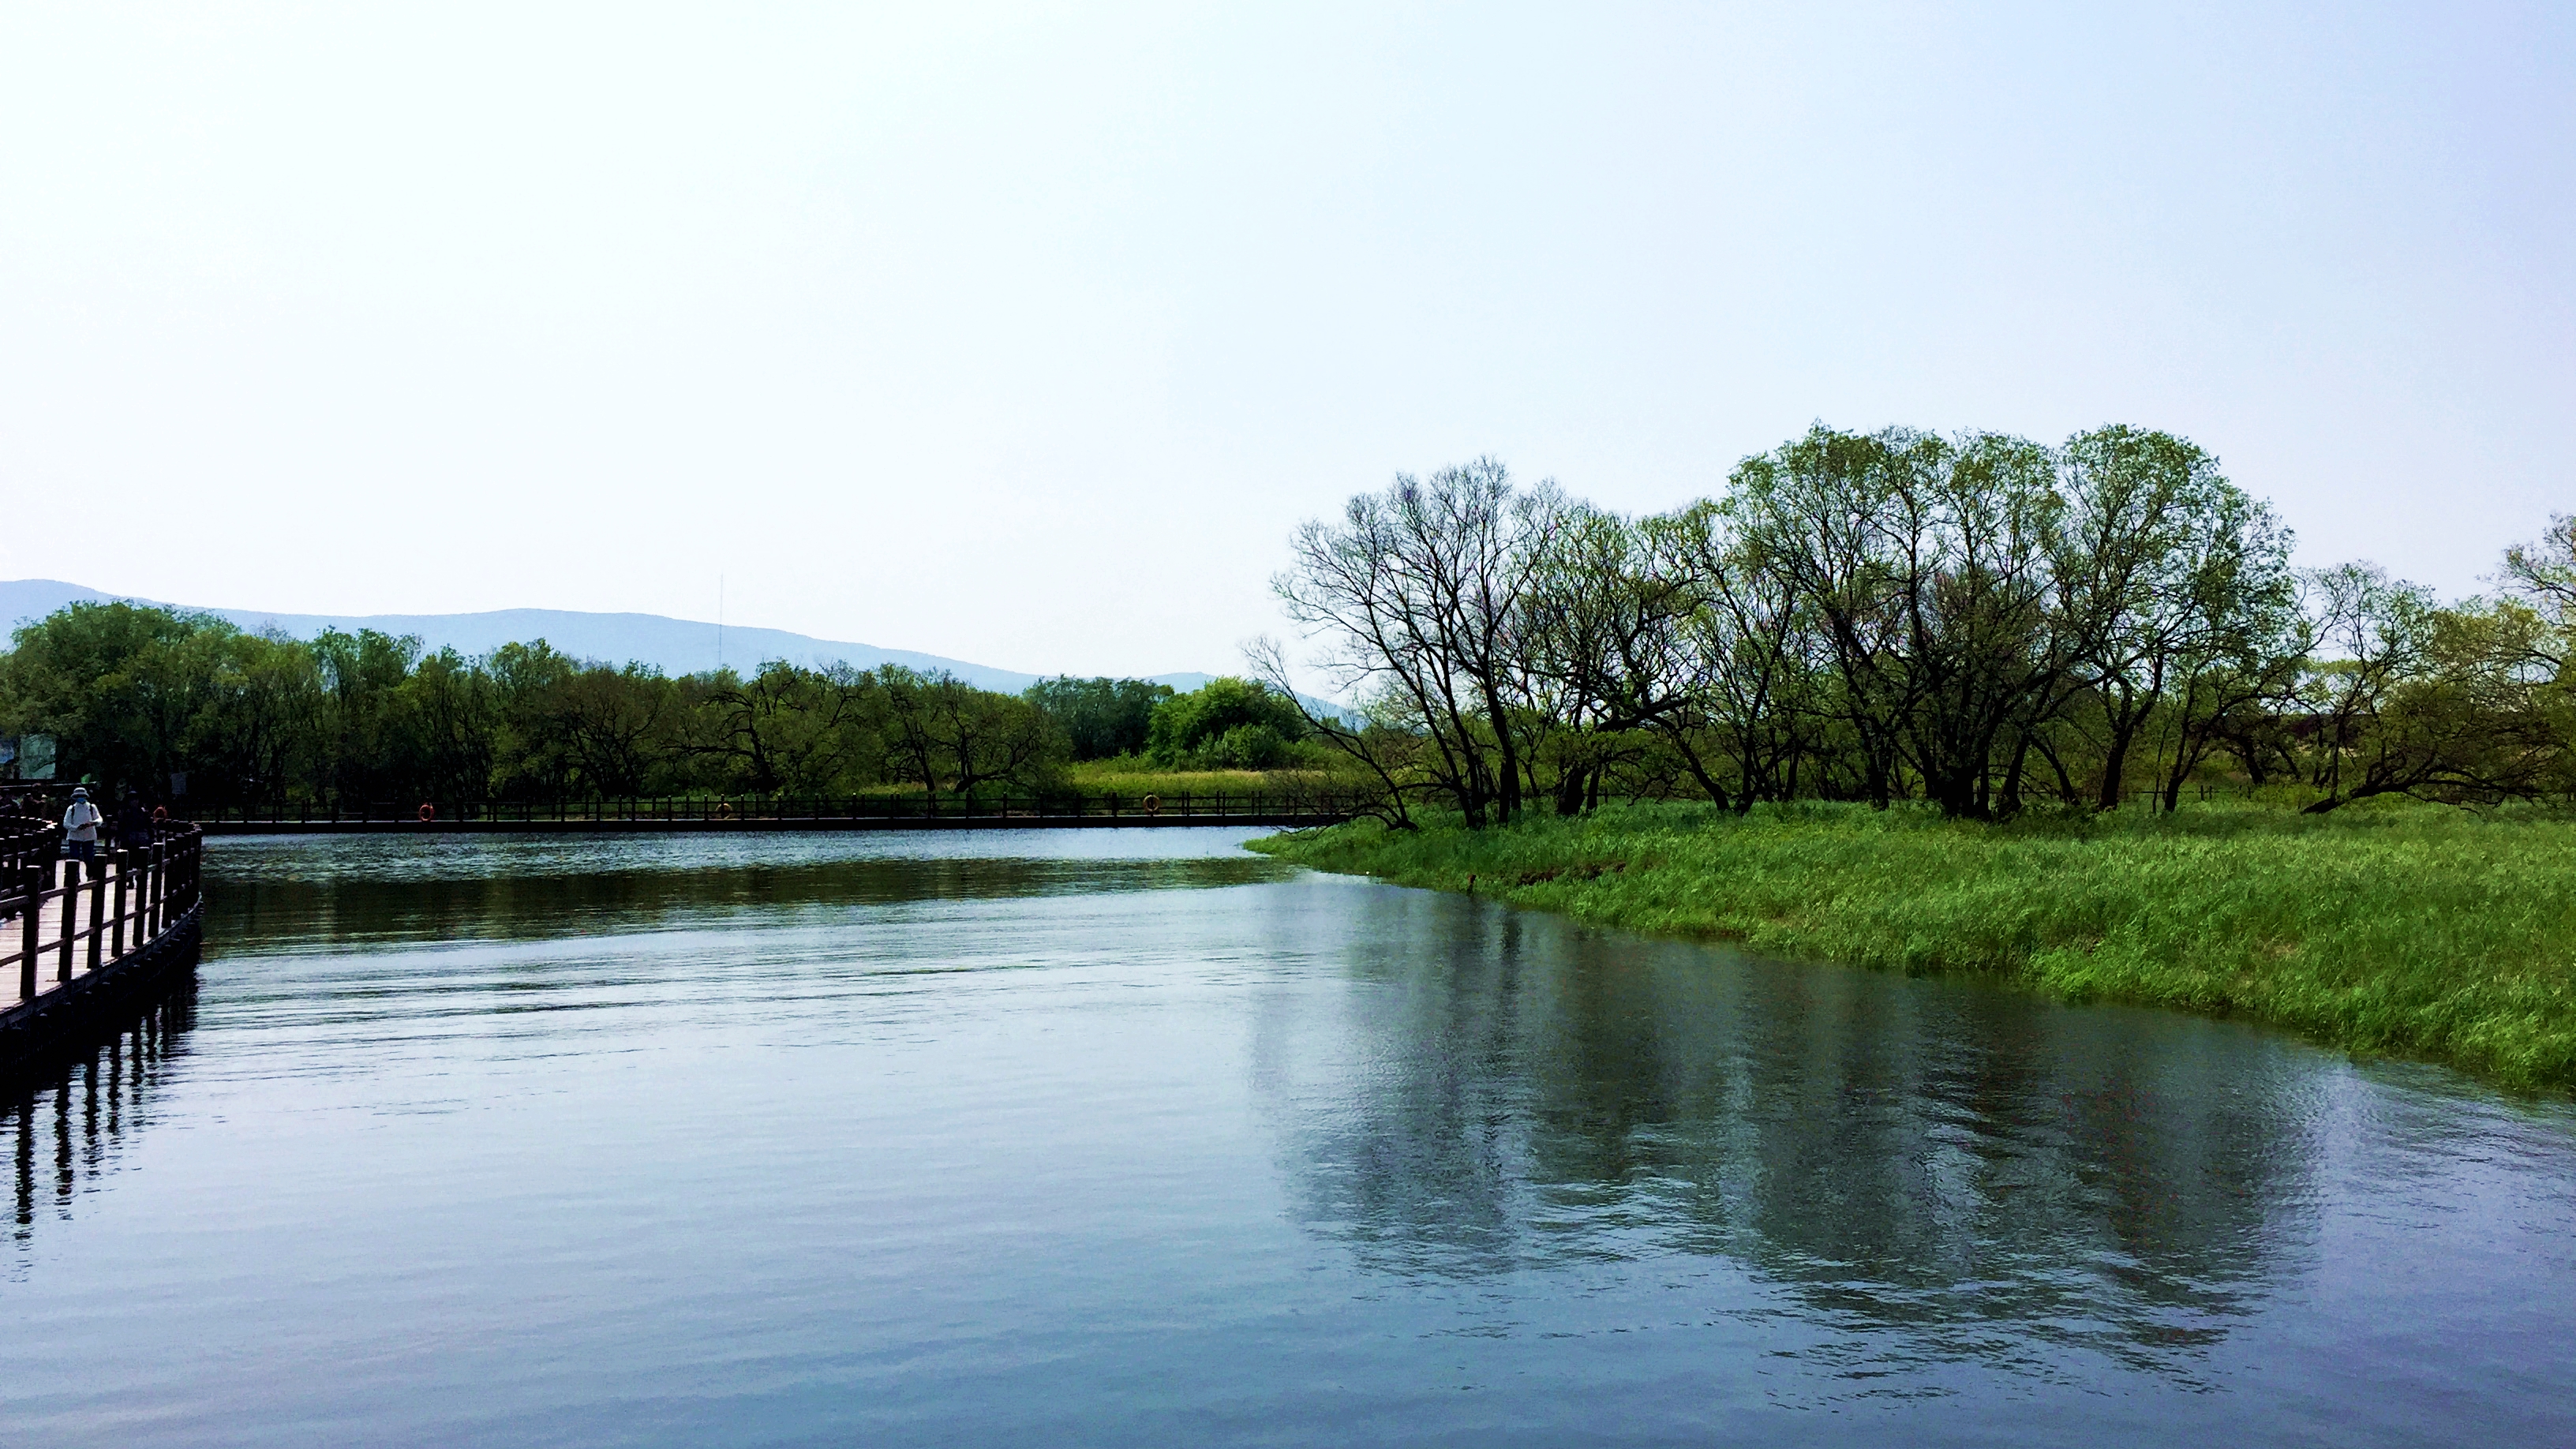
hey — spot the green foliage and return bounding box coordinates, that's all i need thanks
[0,601,312,798]
[1144,676,1307,769]
[1024,676,1173,761]
[1062,757,1338,799]
[1270,427,2572,828]
[1256,803,2576,1090]
[0,603,1069,804]
[874,666,1068,801]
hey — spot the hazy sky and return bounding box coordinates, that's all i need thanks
[3,3,2569,679]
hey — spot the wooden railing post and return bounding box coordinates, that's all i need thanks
[56,875,77,983]
[85,871,106,975]
[18,879,37,1002]
[110,849,129,960]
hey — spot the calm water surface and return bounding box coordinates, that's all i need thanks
[6,829,2572,1446]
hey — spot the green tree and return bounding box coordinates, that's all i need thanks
[1272,460,1562,825]
[403,646,497,804]
[190,630,324,805]
[2297,570,2563,811]
[1145,677,1307,769]
[1646,501,1829,811]
[560,663,678,797]
[313,627,425,803]
[2052,425,2301,811]
[874,667,1065,800]
[684,661,877,796]
[1516,502,1705,814]
[2502,512,2576,671]
[0,601,236,797]
[1024,676,1174,760]
[1731,426,2066,817]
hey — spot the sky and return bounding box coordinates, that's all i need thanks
[2,2,2569,680]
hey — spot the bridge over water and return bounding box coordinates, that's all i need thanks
[1,788,1348,1072]
[184,791,1361,834]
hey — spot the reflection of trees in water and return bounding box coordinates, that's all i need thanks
[1267,908,1541,1279]
[1262,892,2317,1377]
[7,984,197,1269]
[208,856,1289,953]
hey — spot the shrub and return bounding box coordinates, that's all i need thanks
[1146,678,1306,767]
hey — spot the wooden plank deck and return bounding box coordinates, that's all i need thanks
[1,814,205,1081]
[5,856,148,1013]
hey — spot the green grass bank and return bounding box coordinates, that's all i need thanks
[1250,803,2576,1091]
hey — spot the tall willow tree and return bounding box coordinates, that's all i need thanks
[1263,423,2549,825]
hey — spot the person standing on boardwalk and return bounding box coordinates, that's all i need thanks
[114,791,153,852]
[62,785,103,878]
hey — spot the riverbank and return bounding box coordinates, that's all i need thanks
[1251,802,2576,1091]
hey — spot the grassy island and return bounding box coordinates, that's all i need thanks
[1252,803,2576,1091]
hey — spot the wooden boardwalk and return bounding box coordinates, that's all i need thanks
[190,792,1361,834]
[2,818,205,1072]
[5,856,148,1011]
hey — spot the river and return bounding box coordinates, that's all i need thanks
[6,829,2571,1445]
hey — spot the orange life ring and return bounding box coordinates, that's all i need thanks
[716,800,736,820]
[417,803,436,822]
[1141,794,1162,816]
[152,805,169,823]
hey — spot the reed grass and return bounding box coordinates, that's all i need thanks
[1251,800,2576,1091]
[1061,760,1342,798]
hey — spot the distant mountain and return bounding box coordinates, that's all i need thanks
[0,579,1234,698]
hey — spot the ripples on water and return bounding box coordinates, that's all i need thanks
[4,829,2570,1446]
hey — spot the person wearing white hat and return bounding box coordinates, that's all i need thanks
[62,785,103,875]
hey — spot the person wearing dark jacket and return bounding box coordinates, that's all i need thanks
[114,793,155,852]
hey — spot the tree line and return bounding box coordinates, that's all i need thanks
[1259,424,2576,826]
[0,603,1314,806]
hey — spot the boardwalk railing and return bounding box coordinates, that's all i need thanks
[2,814,206,1060]
[187,791,1365,830]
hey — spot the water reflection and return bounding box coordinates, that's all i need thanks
[7,984,197,1267]
[6,832,2566,1445]
[1262,897,2316,1380]
[206,831,1291,953]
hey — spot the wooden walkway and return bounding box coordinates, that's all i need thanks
[2,820,205,1064]
[190,792,1361,834]
[5,855,148,1011]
